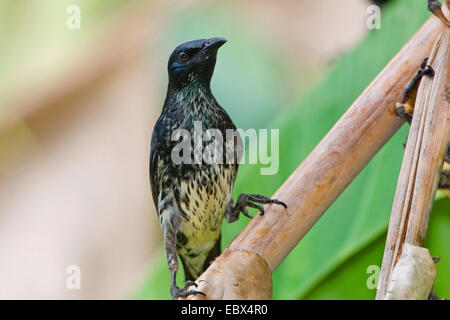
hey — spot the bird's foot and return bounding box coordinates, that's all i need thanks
[171,281,206,300]
[395,58,434,124]
[235,193,287,218]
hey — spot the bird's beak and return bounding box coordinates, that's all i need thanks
[202,37,227,54]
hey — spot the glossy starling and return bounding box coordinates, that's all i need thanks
[149,37,287,299]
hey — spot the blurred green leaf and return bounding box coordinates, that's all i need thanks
[303,234,386,300]
[302,198,450,299]
[425,198,450,298]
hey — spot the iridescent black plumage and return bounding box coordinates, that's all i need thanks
[149,38,286,299]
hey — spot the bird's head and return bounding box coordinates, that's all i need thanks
[167,37,227,90]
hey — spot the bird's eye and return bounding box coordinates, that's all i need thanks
[178,52,189,63]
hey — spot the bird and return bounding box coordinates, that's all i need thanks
[149,37,287,299]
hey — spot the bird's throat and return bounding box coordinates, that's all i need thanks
[166,78,214,112]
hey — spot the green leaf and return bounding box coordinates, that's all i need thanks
[425,198,450,298]
[302,197,450,299]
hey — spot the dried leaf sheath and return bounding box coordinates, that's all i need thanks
[377,29,450,300]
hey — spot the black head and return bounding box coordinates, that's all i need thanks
[167,37,227,90]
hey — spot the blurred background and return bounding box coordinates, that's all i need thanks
[0,0,448,299]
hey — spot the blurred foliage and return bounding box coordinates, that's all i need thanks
[138,0,449,300]
[0,0,130,117]
[304,198,450,299]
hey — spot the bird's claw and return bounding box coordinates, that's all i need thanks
[183,280,198,289]
[242,207,254,219]
[237,194,287,218]
[171,282,205,300]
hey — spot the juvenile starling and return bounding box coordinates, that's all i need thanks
[149,37,286,299]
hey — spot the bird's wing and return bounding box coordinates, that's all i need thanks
[219,106,242,179]
[149,123,161,214]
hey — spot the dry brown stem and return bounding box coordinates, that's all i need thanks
[376,29,450,300]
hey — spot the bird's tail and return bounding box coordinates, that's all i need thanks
[180,233,222,281]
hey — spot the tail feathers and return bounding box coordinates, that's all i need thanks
[180,234,221,281]
[202,233,221,272]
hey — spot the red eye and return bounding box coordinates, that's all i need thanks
[178,51,189,62]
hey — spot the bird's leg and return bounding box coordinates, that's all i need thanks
[169,270,204,299]
[428,0,450,28]
[225,193,287,223]
[395,58,434,124]
[161,209,205,299]
[394,58,450,196]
